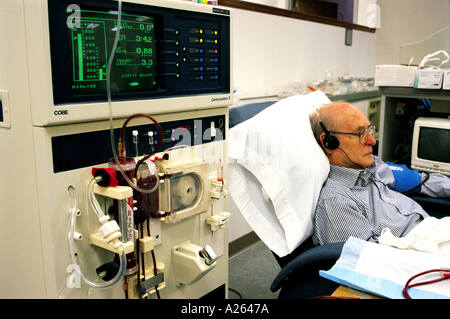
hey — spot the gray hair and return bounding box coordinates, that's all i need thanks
[309,109,323,147]
[309,101,348,150]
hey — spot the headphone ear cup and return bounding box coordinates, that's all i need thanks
[323,134,339,150]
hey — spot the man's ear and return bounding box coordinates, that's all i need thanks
[319,132,333,156]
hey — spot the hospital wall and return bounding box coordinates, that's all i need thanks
[228,7,377,242]
[230,7,377,100]
[376,0,449,65]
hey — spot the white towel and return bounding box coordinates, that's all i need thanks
[378,217,450,256]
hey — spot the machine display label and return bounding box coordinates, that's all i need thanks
[54,110,69,116]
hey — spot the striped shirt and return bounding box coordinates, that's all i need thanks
[313,156,430,245]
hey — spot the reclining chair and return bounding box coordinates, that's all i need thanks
[228,93,450,299]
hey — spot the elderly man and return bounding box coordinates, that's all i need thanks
[309,102,449,245]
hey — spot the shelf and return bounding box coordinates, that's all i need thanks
[379,87,450,100]
[329,90,380,102]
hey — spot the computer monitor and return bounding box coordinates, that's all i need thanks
[411,117,450,176]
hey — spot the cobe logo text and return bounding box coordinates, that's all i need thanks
[54,110,69,116]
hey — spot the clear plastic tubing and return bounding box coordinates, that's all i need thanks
[68,185,126,289]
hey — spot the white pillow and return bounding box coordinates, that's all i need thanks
[228,91,330,257]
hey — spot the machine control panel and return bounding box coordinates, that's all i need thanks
[48,0,231,105]
[51,114,225,173]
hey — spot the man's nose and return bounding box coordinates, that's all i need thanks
[366,132,377,146]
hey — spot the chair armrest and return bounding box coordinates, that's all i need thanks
[409,194,450,219]
[270,242,344,292]
[409,194,450,207]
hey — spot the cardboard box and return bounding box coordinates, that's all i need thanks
[413,69,443,89]
[375,65,417,87]
[442,70,450,90]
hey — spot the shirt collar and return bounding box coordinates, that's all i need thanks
[329,163,376,188]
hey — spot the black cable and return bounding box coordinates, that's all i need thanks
[123,277,129,299]
[228,287,243,299]
[403,171,430,195]
[338,148,391,190]
[393,99,431,166]
[337,147,365,170]
[338,147,430,195]
[135,224,143,300]
[145,220,161,299]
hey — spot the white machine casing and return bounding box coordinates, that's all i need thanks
[24,0,233,126]
[0,0,232,299]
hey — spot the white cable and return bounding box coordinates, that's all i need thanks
[419,50,449,69]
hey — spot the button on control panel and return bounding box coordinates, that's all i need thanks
[162,21,223,88]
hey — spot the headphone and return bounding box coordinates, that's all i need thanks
[316,109,362,169]
[316,109,339,150]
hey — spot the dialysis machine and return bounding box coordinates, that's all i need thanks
[0,0,232,299]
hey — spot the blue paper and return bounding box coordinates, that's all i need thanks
[319,237,450,299]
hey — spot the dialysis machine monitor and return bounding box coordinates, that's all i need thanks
[411,117,450,176]
[29,0,231,126]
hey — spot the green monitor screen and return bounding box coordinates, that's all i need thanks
[70,9,158,95]
[49,0,231,105]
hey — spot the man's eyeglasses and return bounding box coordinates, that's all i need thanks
[329,125,376,144]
